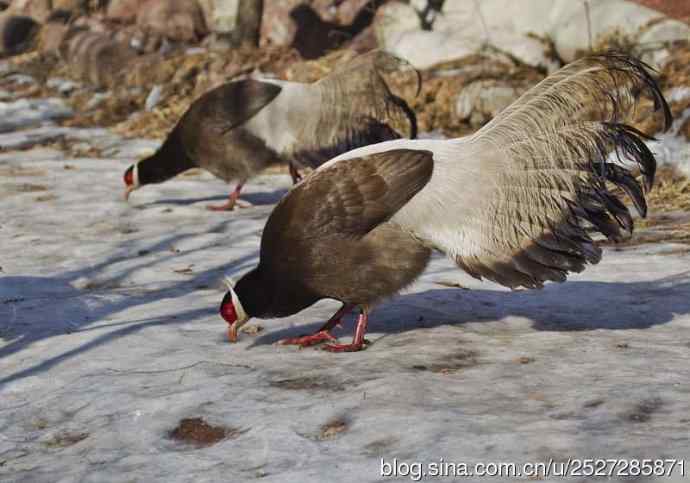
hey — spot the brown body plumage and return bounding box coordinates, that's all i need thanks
[221,52,672,351]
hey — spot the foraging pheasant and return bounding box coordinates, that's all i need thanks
[220,52,671,351]
[123,51,418,210]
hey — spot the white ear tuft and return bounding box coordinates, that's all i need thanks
[132,162,140,188]
[223,275,236,290]
[224,276,248,323]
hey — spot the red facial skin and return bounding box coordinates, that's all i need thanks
[220,300,238,342]
[123,166,134,187]
[220,301,237,324]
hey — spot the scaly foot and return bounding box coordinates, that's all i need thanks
[322,339,369,352]
[279,330,336,347]
[207,182,245,211]
[322,311,369,352]
[206,200,237,211]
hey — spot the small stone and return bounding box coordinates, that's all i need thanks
[145,85,163,112]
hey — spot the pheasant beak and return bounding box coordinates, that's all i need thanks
[124,185,136,201]
[227,322,239,343]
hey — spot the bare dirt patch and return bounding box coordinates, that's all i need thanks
[318,418,349,440]
[169,417,241,448]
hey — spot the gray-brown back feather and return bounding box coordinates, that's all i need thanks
[256,149,434,308]
[290,51,418,168]
[176,80,282,182]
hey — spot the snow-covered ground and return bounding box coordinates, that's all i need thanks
[2,113,690,482]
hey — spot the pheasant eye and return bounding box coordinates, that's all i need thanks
[124,166,134,186]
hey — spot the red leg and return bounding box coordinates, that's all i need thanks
[289,162,302,184]
[279,304,354,347]
[207,183,245,211]
[323,310,369,352]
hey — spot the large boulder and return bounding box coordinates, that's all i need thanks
[455,79,529,126]
[36,13,70,55]
[62,29,140,87]
[52,0,87,12]
[261,0,381,48]
[260,0,302,46]
[197,0,238,34]
[107,0,140,22]
[376,0,690,69]
[136,0,208,43]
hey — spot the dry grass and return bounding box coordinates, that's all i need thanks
[646,166,690,213]
[605,167,690,247]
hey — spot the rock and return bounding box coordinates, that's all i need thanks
[144,84,163,111]
[261,0,302,46]
[7,0,51,22]
[455,79,527,126]
[373,2,421,46]
[36,17,71,56]
[261,0,383,51]
[107,0,140,22]
[638,19,690,66]
[0,13,39,56]
[84,91,111,110]
[394,4,557,69]
[197,0,238,34]
[381,30,473,70]
[62,30,140,88]
[0,98,73,133]
[52,0,85,11]
[5,73,35,85]
[137,0,208,43]
[46,77,80,95]
[375,0,690,69]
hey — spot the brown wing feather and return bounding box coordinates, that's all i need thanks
[291,52,418,168]
[178,80,282,158]
[261,149,434,261]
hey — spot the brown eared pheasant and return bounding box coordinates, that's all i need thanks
[221,52,671,351]
[122,51,418,210]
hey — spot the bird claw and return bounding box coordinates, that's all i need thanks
[235,199,253,208]
[322,339,369,353]
[206,201,237,211]
[206,199,252,211]
[278,330,336,347]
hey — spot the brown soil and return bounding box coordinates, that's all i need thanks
[318,419,348,440]
[169,417,240,447]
